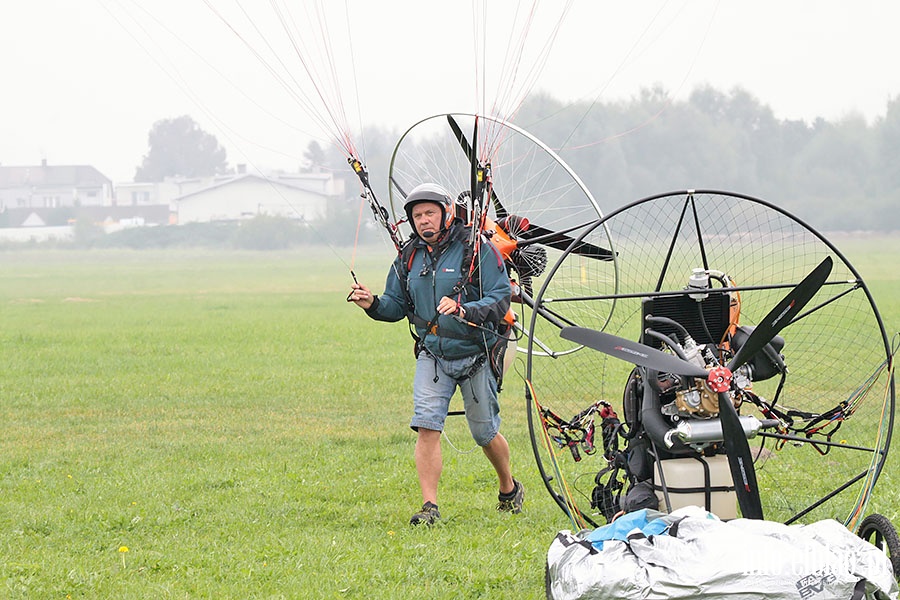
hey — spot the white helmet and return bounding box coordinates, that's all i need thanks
[403,183,455,232]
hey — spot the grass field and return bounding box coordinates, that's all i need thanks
[1,236,898,598]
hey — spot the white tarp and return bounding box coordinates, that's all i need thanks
[547,507,897,600]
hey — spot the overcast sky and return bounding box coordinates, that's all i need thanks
[3,1,899,183]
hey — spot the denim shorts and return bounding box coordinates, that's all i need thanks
[410,351,501,446]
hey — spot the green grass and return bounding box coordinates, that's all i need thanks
[1,238,897,598]
[1,247,562,599]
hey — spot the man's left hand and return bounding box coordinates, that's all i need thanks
[437,296,464,317]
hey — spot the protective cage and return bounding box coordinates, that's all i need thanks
[526,189,895,528]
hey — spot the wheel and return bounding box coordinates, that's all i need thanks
[858,513,900,579]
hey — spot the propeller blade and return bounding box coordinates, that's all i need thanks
[560,327,708,378]
[727,256,833,372]
[469,117,479,212]
[519,224,614,261]
[447,115,508,219]
[447,114,472,157]
[717,392,764,519]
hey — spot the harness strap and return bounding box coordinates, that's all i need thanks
[408,314,482,341]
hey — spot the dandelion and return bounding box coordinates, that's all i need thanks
[119,546,129,569]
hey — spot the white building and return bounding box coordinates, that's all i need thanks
[0,160,113,209]
[171,172,338,224]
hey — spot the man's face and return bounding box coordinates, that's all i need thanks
[411,201,444,240]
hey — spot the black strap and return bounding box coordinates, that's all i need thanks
[407,314,482,341]
[850,579,867,600]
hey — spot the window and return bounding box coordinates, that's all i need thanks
[131,191,152,204]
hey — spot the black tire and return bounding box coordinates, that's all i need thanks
[858,513,900,579]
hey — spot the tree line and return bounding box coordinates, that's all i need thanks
[321,85,898,233]
[139,85,899,232]
[518,85,899,232]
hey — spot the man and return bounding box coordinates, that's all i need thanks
[348,182,524,526]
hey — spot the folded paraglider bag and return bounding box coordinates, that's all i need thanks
[546,506,898,600]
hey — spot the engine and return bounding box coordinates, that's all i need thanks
[591,268,788,520]
[636,268,786,454]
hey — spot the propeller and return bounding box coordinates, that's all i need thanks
[560,256,834,519]
[446,115,613,261]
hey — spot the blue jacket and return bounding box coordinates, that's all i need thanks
[366,224,511,359]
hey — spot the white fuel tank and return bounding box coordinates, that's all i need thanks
[653,454,737,520]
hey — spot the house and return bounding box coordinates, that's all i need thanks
[0,162,343,233]
[171,172,339,224]
[0,160,113,210]
[115,177,216,209]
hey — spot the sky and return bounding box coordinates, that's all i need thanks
[2,0,899,183]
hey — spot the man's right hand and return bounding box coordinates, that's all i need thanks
[347,282,374,309]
